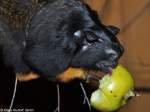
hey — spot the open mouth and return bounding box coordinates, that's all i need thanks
[85,70,112,88]
[86,69,112,81]
[85,61,117,86]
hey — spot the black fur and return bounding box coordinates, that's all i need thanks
[0,0,124,81]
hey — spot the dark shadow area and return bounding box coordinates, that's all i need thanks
[0,53,98,112]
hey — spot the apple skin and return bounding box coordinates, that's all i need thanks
[90,65,135,112]
[100,65,134,100]
[91,89,122,112]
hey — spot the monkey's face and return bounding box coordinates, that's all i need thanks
[24,24,124,79]
[71,25,124,73]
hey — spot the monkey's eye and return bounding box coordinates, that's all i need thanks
[86,32,98,43]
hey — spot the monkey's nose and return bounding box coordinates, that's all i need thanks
[105,49,118,60]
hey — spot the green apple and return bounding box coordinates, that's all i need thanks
[90,65,135,112]
[100,65,134,99]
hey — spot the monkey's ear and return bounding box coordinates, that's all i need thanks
[73,30,84,45]
[107,26,120,35]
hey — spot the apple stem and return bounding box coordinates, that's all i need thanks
[80,82,91,111]
[54,84,60,112]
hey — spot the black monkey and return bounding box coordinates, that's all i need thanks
[0,0,124,81]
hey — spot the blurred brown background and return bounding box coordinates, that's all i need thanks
[83,0,150,112]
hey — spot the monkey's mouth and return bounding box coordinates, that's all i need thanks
[85,66,113,86]
[86,60,118,82]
